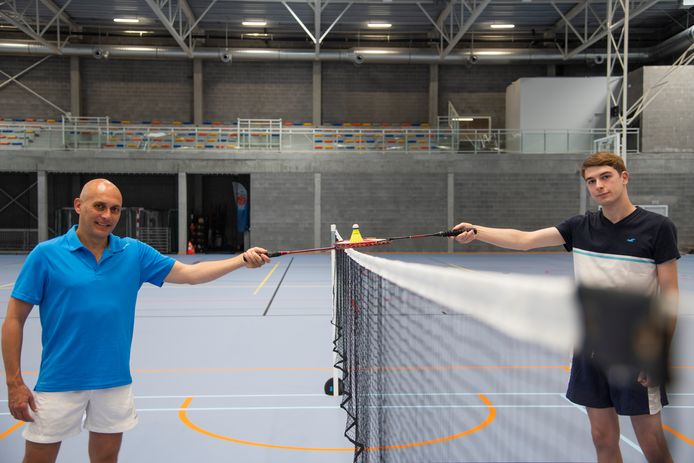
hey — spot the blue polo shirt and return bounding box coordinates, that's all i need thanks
[11,225,175,392]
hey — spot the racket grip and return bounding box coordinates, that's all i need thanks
[243,251,280,262]
[439,228,477,237]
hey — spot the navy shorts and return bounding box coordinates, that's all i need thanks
[566,352,668,416]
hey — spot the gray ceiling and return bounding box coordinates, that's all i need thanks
[1,1,693,52]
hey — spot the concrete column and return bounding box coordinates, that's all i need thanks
[70,56,81,117]
[178,172,187,254]
[447,172,454,253]
[429,64,439,127]
[313,61,322,126]
[37,171,48,242]
[193,59,203,125]
[314,173,321,248]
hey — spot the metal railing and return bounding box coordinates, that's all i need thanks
[0,121,641,154]
[0,228,38,252]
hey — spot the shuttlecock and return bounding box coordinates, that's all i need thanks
[350,223,364,243]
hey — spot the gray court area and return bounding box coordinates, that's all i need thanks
[1,253,693,462]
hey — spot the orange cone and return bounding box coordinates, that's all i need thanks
[187,241,196,255]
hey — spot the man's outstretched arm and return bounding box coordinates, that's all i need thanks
[2,297,37,422]
[164,247,270,285]
[452,223,565,251]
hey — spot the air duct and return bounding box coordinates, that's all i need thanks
[1,26,692,64]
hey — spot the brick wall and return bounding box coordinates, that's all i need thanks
[639,66,694,153]
[82,59,193,121]
[204,62,313,122]
[321,173,448,251]
[0,56,70,119]
[322,63,429,124]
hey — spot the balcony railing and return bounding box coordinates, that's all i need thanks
[0,120,640,155]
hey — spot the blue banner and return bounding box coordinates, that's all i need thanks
[232,182,249,233]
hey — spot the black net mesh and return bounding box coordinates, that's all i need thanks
[335,251,581,462]
[331,248,641,463]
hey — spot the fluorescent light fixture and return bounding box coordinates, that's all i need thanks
[367,22,392,29]
[114,18,140,24]
[476,50,512,55]
[124,30,153,35]
[237,49,275,54]
[122,46,158,52]
[242,20,267,27]
[353,49,396,55]
[242,33,272,39]
[452,117,474,122]
[490,24,515,29]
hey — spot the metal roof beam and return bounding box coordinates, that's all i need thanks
[145,0,217,57]
[564,0,660,59]
[282,1,317,44]
[441,0,491,59]
[0,7,61,54]
[319,2,352,43]
[39,0,80,32]
[550,0,590,33]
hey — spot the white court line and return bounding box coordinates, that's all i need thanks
[0,282,14,289]
[560,394,644,456]
[2,391,692,402]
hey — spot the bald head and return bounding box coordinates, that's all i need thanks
[79,179,122,203]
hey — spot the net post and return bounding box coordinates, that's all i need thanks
[330,223,339,397]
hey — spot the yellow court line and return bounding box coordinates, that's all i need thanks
[663,424,694,446]
[0,421,25,440]
[177,393,495,451]
[254,263,279,295]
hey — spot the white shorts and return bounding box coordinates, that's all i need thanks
[23,384,138,444]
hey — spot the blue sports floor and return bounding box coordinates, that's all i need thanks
[1,253,693,462]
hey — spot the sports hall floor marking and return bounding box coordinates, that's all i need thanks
[0,282,14,289]
[176,393,496,451]
[0,421,24,440]
[262,257,294,316]
[253,263,279,295]
[560,395,644,456]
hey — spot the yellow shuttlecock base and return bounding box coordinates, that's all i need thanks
[350,224,364,243]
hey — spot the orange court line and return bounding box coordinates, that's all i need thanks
[177,393,496,451]
[0,421,25,440]
[663,424,694,446]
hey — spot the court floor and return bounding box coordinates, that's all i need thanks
[1,252,693,462]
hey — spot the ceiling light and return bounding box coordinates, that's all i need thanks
[242,20,267,27]
[242,33,272,39]
[114,18,140,24]
[452,117,474,122]
[476,50,512,55]
[237,49,275,54]
[124,30,153,35]
[367,22,392,29]
[490,24,515,29]
[354,49,396,54]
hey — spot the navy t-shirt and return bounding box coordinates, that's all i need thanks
[556,207,679,294]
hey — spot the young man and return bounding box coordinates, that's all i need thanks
[2,179,271,463]
[453,152,679,463]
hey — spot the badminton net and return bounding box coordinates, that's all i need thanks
[330,228,674,463]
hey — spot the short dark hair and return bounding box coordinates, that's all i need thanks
[581,152,627,179]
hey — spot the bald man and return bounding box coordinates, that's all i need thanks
[1,179,270,463]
